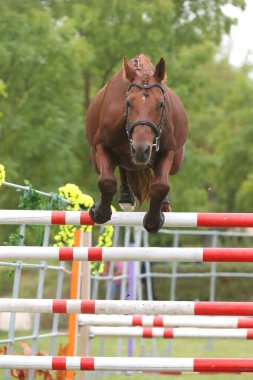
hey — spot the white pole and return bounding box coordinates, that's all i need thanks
[1,356,253,373]
[1,299,253,316]
[2,210,253,227]
[89,326,251,339]
[79,314,253,328]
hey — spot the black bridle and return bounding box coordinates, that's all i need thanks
[124,82,166,152]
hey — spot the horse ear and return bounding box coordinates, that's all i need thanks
[123,57,136,82]
[154,57,167,82]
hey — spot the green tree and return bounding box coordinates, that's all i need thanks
[208,65,253,211]
[171,56,253,212]
[0,2,88,193]
[0,0,249,215]
[48,0,245,106]
[0,79,8,119]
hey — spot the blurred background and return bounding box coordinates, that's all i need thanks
[1,0,253,213]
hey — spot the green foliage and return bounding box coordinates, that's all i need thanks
[4,180,66,247]
[172,0,245,46]
[197,62,253,211]
[0,79,7,97]
[0,79,7,119]
[18,180,46,210]
[1,0,252,214]
[0,1,86,192]
[53,183,115,274]
[235,173,253,211]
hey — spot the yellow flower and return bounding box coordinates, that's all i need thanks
[0,164,6,188]
[54,183,115,274]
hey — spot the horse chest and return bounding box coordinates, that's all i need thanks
[99,120,125,144]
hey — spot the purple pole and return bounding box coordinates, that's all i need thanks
[127,244,135,358]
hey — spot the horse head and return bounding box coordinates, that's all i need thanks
[123,56,166,165]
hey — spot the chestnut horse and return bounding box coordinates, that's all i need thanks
[86,54,188,232]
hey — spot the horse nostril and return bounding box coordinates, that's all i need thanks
[131,142,151,164]
[144,146,151,158]
[131,146,136,155]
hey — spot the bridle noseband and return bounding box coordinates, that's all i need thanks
[124,82,166,152]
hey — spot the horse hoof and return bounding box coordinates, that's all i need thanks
[143,212,165,233]
[161,203,172,212]
[119,187,136,211]
[89,203,112,224]
[161,196,172,212]
[119,203,136,212]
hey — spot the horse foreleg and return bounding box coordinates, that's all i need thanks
[143,149,175,232]
[89,144,117,224]
[118,168,136,211]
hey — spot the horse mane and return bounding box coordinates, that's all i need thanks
[131,53,154,85]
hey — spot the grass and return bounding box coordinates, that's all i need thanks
[1,331,253,379]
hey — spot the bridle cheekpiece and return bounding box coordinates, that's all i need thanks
[124,82,166,152]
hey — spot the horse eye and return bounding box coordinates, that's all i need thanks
[127,100,133,108]
[160,101,165,108]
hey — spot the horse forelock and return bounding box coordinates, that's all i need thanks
[132,54,154,84]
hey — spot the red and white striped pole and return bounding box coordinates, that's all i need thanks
[79,314,253,328]
[89,326,253,339]
[2,210,253,228]
[1,246,253,262]
[1,299,253,316]
[1,355,253,373]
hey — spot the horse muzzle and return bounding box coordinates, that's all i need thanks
[130,141,152,165]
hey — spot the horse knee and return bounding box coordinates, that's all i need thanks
[98,176,117,195]
[150,182,170,200]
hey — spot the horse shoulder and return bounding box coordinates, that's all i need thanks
[165,87,189,148]
[86,84,108,144]
[100,73,127,126]
[95,74,128,145]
